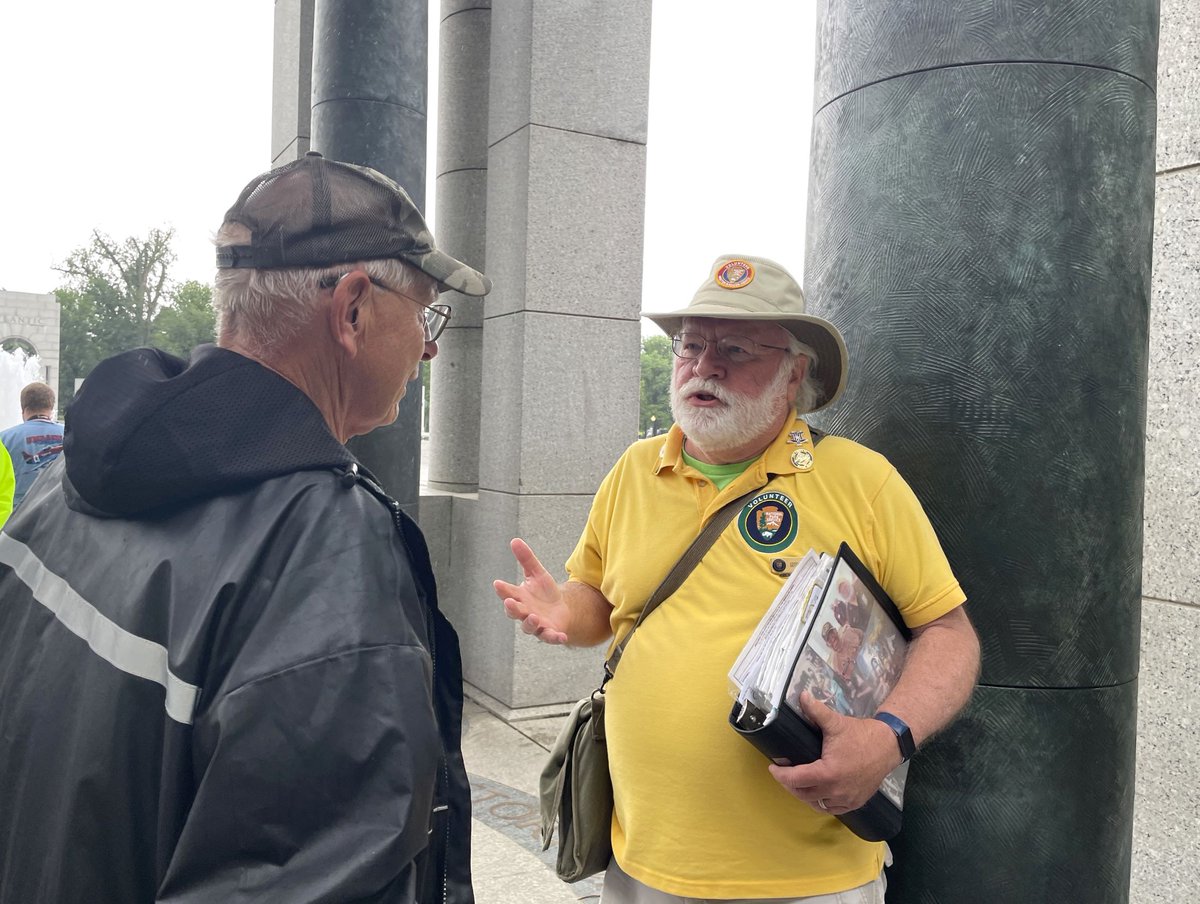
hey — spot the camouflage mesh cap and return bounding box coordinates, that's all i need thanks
[216,151,491,297]
[644,254,848,412]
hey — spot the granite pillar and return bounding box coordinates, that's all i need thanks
[428,0,491,494]
[440,0,652,710]
[804,1,1158,901]
[1132,0,1200,900]
[271,0,314,165]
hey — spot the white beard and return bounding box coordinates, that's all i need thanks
[670,358,793,457]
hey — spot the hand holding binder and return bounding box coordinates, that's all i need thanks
[766,690,908,816]
[727,542,913,841]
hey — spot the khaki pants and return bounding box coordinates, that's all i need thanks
[600,857,887,904]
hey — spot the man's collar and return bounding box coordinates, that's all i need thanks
[653,413,816,477]
[652,425,687,474]
[762,416,817,475]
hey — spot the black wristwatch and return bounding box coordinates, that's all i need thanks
[873,711,916,763]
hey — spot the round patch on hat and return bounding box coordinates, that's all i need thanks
[714,259,755,289]
[738,491,798,553]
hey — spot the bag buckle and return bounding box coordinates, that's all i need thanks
[589,688,606,742]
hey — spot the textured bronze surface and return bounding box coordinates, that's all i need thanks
[311,0,431,508]
[805,2,1157,900]
[808,62,1155,688]
[813,0,1158,109]
[891,683,1137,902]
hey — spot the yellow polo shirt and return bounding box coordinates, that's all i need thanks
[565,416,965,898]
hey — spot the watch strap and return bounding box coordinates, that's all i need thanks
[874,711,916,762]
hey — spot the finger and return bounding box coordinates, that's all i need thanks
[493,579,522,601]
[798,690,838,731]
[507,606,543,636]
[533,624,569,645]
[502,596,529,621]
[508,606,567,645]
[519,613,544,636]
[510,537,549,580]
[766,766,827,809]
[500,599,542,633]
[768,761,823,793]
[522,613,568,644]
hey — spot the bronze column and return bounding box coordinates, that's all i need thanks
[311,0,430,512]
[804,1,1159,900]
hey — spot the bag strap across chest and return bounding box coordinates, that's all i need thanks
[601,487,759,685]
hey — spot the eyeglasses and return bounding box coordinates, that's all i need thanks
[671,332,789,365]
[320,272,452,342]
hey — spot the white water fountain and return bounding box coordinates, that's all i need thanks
[0,348,44,431]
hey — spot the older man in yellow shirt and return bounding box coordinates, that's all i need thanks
[496,255,980,903]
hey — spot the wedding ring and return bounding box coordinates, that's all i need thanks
[817,798,829,811]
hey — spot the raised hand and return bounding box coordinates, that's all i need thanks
[492,538,572,645]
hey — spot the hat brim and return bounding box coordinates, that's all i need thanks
[403,247,492,297]
[644,302,848,413]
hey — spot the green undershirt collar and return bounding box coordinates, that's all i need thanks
[681,448,757,490]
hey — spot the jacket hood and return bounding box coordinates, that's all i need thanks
[65,345,355,517]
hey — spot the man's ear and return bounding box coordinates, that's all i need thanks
[790,353,809,388]
[783,353,809,410]
[328,271,372,357]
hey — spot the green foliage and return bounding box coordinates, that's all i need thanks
[152,281,216,357]
[640,334,674,436]
[56,286,107,409]
[54,229,215,407]
[1,339,37,356]
[58,228,176,346]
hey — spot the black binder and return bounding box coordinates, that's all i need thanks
[728,542,913,842]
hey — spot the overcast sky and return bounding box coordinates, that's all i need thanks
[1,2,275,295]
[642,3,816,324]
[0,1,815,328]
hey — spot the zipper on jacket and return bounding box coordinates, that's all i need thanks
[358,469,453,902]
[385,495,454,904]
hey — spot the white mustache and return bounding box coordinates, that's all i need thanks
[678,378,731,403]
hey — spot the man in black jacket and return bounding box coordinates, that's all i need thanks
[0,153,489,903]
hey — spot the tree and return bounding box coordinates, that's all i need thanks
[640,334,674,436]
[56,285,109,408]
[54,229,215,407]
[152,281,216,357]
[57,228,176,349]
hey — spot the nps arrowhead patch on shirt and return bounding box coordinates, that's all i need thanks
[738,491,798,553]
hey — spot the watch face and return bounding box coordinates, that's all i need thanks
[875,712,916,761]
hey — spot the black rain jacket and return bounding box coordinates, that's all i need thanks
[0,345,473,903]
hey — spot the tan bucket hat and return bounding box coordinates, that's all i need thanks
[643,254,848,412]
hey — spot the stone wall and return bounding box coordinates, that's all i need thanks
[0,290,61,404]
[1132,0,1200,900]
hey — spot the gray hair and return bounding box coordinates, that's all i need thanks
[785,335,824,414]
[212,222,419,357]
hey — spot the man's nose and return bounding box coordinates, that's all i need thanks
[421,338,438,362]
[690,343,726,379]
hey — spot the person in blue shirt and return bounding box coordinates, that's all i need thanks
[0,442,11,527]
[1,382,64,510]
